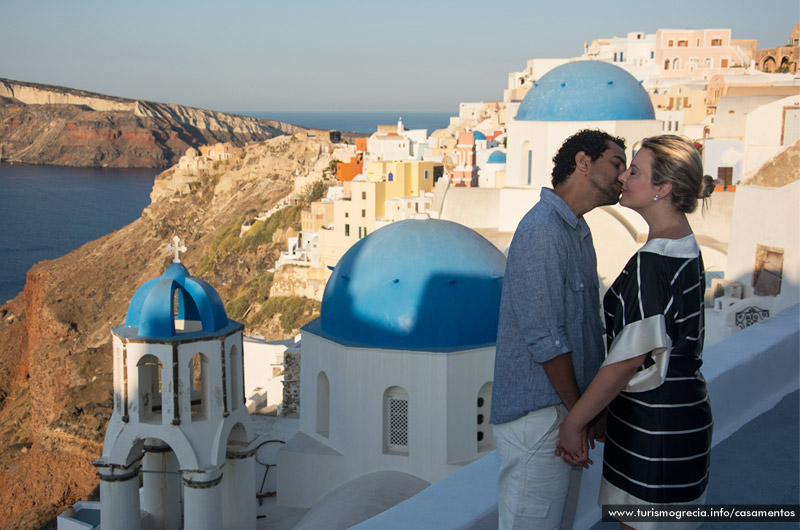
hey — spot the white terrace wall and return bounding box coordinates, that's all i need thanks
[353,304,800,530]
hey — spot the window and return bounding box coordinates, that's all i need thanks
[137,355,163,424]
[316,372,330,437]
[664,59,670,70]
[668,40,674,47]
[619,52,624,62]
[388,172,394,182]
[384,386,409,454]
[361,191,366,200]
[358,227,362,238]
[424,170,429,180]
[613,52,618,62]
[361,209,366,218]
[477,382,495,450]
[345,212,349,218]
[721,58,729,68]
[190,353,208,421]
[272,367,283,377]
[344,224,350,237]
[711,38,722,46]
[753,245,784,296]
[651,51,655,59]
[678,40,688,47]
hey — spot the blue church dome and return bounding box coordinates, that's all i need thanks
[472,131,487,140]
[124,262,230,339]
[516,61,654,122]
[315,219,506,351]
[487,150,506,164]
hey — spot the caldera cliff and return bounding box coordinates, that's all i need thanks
[0,130,336,529]
[0,78,356,168]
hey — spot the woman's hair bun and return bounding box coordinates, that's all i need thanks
[699,175,715,199]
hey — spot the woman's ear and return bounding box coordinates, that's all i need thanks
[657,181,673,199]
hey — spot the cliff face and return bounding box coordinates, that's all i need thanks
[0,131,334,529]
[0,78,357,168]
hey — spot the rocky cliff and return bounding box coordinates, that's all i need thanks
[0,78,359,168]
[0,131,335,529]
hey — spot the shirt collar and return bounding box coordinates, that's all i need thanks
[540,188,582,231]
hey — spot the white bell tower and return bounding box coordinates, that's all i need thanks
[95,237,256,530]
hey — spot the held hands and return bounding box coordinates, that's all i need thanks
[555,421,592,468]
[555,413,607,468]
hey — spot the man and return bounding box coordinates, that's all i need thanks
[490,129,627,530]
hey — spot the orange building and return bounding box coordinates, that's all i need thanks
[337,153,364,182]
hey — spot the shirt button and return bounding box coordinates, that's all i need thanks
[580,283,584,288]
[555,340,560,345]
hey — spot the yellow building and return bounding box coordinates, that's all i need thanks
[364,160,439,197]
[319,160,442,267]
[301,200,335,233]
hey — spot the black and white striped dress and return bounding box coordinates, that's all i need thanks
[599,235,713,529]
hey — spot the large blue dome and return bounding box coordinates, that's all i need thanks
[315,219,506,350]
[123,263,230,339]
[516,61,654,122]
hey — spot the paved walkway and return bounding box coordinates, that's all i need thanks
[590,389,799,530]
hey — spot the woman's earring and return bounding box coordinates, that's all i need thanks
[653,194,659,202]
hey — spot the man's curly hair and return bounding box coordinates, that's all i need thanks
[551,129,626,187]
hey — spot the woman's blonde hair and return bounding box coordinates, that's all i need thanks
[640,135,714,214]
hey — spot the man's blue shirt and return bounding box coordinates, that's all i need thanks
[490,188,605,424]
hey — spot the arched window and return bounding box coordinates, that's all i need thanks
[137,355,163,424]
[704,57,713,69]
[477,382,495,451]
[672,58,681,70]
[190,353,208,420]
[383,386,409,454]
[388,172,394,182]
[316,372,330,437]
[664,59,670,70]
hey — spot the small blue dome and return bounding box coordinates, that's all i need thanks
[473,131,487,140]
[316,219,506,350]
[124,263,230,339]
[516,61,654,122]
[487,150,507,164]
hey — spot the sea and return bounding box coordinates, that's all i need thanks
[0,111,453,305]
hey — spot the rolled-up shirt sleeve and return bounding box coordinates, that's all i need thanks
[507,224,572,364]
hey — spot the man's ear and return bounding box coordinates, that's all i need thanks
[574,151,589,173]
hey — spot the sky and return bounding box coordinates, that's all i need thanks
[1,0,798,113]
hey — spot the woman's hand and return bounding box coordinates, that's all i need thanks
[556,419,592,468]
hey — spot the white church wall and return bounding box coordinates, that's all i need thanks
[497,187,540,233]
[725,181,800,313]
[438,188,501,229]
[281,329,496,509]
[242,336,288,410]
[444,347,496,465]
[506,120,661,190]
[743,94,800,176]
[703,138,744,183]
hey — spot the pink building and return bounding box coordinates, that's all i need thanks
[655,29,749,80]
[451,132,478,187]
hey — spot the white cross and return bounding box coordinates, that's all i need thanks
[166,235,187,263]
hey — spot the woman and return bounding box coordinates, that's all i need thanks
[558,135,715,530]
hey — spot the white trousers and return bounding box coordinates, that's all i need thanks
[495,405,583,530]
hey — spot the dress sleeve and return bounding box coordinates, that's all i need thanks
[602,251,671,392]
